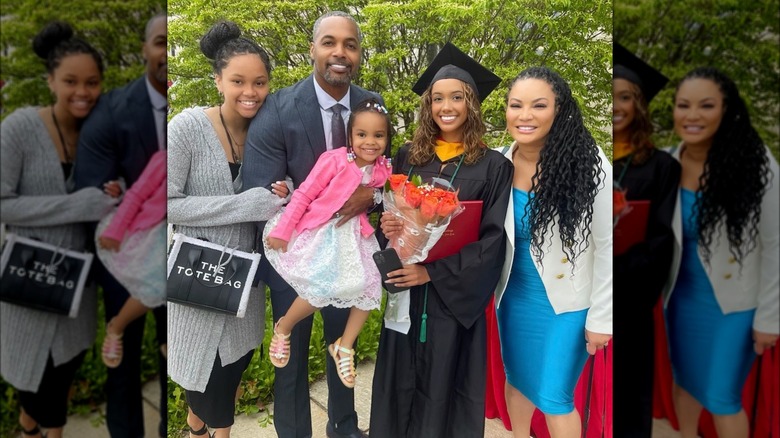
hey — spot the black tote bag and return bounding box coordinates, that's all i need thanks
[0,233,92,318]
[166,233,260,318]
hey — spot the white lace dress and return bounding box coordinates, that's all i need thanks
[263,166,381,311]
[95,212,167,308]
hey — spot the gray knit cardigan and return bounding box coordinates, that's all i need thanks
[0,107,117,391]
[167,107,285,392]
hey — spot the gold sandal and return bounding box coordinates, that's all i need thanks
[269,318,291,368]
[328,337,356,388]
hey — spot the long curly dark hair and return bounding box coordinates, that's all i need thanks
[409,80,486,166]
[676,67,770,264]
[509,67,605,266]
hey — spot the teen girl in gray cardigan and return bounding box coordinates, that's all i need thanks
[0,22,117,437]
[166,20,289,436]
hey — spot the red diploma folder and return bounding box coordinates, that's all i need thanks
[614,200,650,256]
[423,200,483,263]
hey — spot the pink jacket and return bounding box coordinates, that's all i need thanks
[269,147,391,241]
[101,150,166,241]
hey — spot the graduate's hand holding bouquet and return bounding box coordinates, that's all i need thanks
[381,174,464,264]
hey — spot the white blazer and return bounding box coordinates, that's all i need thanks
[494,144,613,335]
[663,145,779,334]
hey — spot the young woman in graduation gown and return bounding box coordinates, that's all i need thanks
[369,44,512,438]
[611,44,681,437]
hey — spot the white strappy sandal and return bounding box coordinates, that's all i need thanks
[269,317,291,368]
[328,337,357,388]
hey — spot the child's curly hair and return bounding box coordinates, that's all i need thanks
[346,97,393,150]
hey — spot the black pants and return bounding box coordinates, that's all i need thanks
[270,282,359,437]
[98,260,167,438]
[186,349,254,428]
[18,351,86,429]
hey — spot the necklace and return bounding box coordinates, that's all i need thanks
[51,106,73,163]
[219,105,243,164]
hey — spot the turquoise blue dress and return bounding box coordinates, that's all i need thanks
[497,188,589,415]
[666,188,755,415]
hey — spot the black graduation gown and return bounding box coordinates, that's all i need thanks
[613,148,680,437]
[369,145,512,438]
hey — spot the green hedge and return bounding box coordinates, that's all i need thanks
[166,288,385,435]
[0,288,163,438]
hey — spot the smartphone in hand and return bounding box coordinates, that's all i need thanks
[372,248,406,294]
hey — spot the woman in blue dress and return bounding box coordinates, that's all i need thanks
[494,67,613,437]
[663,67,779,437]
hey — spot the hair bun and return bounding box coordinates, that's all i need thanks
[33,21,74,60]
[200,20,242,60]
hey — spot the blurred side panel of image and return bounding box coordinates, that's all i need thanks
[613,1,779,437]
[1,1,167,437]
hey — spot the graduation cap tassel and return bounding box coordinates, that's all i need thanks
[419,283,429,343]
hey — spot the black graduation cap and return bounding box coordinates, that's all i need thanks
[412,42,501,103]
[614,42,669,102]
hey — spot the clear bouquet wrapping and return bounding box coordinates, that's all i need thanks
[383,174,464,263]
[382,174,464,334]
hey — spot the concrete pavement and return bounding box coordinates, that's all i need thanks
[217,360,514,438]
[652,418,682,437]
[64,375,162,437]
[62,361,684,437]
[164,360,683,437]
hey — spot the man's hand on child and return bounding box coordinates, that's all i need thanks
[99,236,122,251]
[335,185,374,226]
[267,237,288,253]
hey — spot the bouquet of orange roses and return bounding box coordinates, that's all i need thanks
[383,174,464,264]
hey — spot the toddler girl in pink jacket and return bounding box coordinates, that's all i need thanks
[96,149,166,368]
[263,99,392,388]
